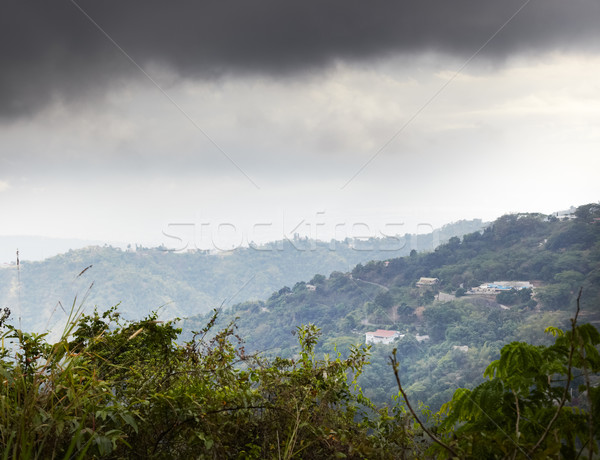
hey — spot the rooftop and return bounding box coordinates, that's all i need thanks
[366,329,400,338]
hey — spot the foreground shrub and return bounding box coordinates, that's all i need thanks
[0,306,420,459]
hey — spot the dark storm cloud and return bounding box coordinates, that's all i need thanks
[2,0,599,117]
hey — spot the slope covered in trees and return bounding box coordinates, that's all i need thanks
[1,205,599,457]
[0,293,598,458]
[0,220,485,333]
[184,204,600,410]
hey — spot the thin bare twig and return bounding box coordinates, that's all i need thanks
[583,362,594,460]
[511,388,521,460]
[390,350,458,458]
[528,287,582,456]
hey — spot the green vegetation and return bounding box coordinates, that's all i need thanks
[0,298,598,458]
[2,204,600,457]
[0,305,426,459]
[0,220,485,333]
[409,291,599,459]
[495,288,534,307]
[184,204,600,411]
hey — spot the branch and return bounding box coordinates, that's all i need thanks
[575,437,591,460]
[152,404,270,454]
[583,363,594,460]
[390,350,458,458]
[511,388,521,460]
[528,287,582,456]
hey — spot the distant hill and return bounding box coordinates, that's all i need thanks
[183,203,600,409]
[0,219,486,332]
[0,235,106,264]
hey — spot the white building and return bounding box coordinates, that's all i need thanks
[365,329,404,345]
[471,281,533,293]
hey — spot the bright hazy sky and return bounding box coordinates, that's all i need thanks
[1,1,599,252]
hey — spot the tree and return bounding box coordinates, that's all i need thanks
[375,291,394,309]
[423,304,461,342]
[422,290,436,305]
[435,292,599,459]
[455,287,467,297]
[447,236,461,248]
[575,202,600,222]
[310,273,326,285]
[390,292,600,459]
[496,288,533,306]
[536,283,573,310]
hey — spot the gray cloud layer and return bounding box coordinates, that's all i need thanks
[2,0,599,117]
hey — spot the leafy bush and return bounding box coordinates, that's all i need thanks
[434,297,600,459]
[0,306,420,459]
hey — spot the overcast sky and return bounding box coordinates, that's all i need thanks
[1,0,599,255]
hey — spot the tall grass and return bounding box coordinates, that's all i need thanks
[0,293,133,459]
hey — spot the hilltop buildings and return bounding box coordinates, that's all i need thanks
[365,329,404,345]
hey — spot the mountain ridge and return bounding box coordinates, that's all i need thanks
[0,219,486,332]
[183,203,600,409]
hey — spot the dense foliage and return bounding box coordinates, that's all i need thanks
[0,301,598,458]
[434,295,600,458]
[2,204,600,457]
[184,204,600,410]
[0,306,427,459]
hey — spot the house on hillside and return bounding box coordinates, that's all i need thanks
[552,207,577,220]
[470,281,533,293]
[365,329,404,345]
[416,277,439,287]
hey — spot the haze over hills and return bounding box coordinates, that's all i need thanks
[0,219,485,333]
[1,203,599,457]
[2,204,598,411]
[0,236,107,265]
[1,1,599,455]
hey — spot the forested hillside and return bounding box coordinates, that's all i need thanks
[185,204,600,410]
[1,205,599,458]
[0,220,485,332]
[1,267,597,458]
